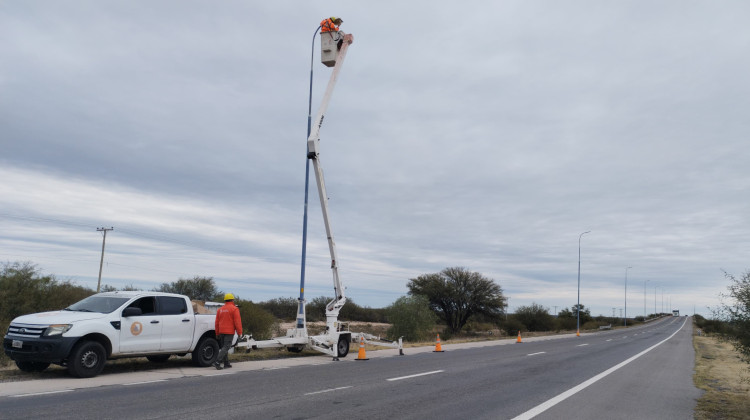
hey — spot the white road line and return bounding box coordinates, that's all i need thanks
[576,344,589,347]
[11,389,74,398]
[265,366,290,370]
[387,370,444,381]
[304,386,352,395]
[124,379,168,386]
[606,339,612,342]
[512,317,687,420]
[527,352,546,356]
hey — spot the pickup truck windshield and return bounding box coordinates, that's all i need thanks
[66,296,130,314]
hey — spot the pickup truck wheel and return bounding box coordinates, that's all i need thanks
[337,336,350,358]
[146,355,170,363]
[67,341,106,378]
[192,337,219,367]
[16,360,50,373]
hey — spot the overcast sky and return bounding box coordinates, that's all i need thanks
[2,1,748,318]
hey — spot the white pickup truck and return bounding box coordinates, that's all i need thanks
[2,291,220,378]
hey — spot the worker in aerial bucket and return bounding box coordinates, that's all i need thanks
[213,293,242,370]
[320,16,343,33]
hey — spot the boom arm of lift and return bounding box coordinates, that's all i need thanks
[234,31,402,358]
[307,32,354,334]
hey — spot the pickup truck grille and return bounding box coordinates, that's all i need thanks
[6,323,46,338]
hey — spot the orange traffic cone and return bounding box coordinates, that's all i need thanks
[516,330,523,343]
[355,336,369,361]
[576,329,580,337]
[433,334,445,352]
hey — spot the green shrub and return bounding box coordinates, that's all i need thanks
[385,295,436,342]
[514,303,554,331]
[0,318,10,367]
[257,297,299,321]
[501,318,525,336]
[236,299,277,340]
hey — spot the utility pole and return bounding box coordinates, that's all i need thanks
[624,266,632,327]
[576,230,590,337]
[96,227,114,292]
[644,279,650,318]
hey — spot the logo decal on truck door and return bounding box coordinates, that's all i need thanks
[130,321,143,336]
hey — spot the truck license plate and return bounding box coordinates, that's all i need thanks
[12,340,23,349]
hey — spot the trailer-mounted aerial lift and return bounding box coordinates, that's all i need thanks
[236,25,403,360]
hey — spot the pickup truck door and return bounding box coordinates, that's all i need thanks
[157,296,194,351]
[119,297,163,353]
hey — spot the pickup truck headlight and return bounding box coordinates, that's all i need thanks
[43,324,73,336]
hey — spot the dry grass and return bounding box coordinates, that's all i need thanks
[693,333,750,420]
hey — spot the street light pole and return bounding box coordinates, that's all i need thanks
[661,287,664,314]
[624,266,632,327]
[297,25,323,330]
[576,230,590,337]
[654,284,657,315]
[644,279,650,318]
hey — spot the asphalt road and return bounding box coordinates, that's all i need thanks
[0,316,700,419]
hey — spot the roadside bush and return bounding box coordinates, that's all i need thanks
[258,297,299,321]
[582,320,607,330]
[0,318,9,366]
[555,316,577,331]
[514,303,554,332]
[501,318,525,336]
[0,262,93,320]
[236,299,276,340]
[306,296,388,323]
[153,276,222,301]
[386,295,436,342]
[718,269,750,363]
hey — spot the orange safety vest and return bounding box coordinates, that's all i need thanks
[320,18,339,33]
[215,301,243,335]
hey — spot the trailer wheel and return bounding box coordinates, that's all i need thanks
[15,360,50,373]
[337,335,350,358]
[67,340,106,378]
[192,337,218,367]
[286,346,304,353]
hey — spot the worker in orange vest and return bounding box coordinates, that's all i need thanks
[213,293,242,370]
[320,16,343,33]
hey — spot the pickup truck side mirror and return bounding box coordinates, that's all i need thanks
[122,307,143,317]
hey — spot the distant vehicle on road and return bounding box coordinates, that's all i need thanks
[672,309,680,316]
[3,291,219,378]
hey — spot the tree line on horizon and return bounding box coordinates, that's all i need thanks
[4,261,747,368]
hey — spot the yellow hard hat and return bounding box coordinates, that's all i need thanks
[224,293,235,301]
[330,16,343,23]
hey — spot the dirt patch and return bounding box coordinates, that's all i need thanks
[693,334,750,419]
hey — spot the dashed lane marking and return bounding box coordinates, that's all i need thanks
[387,370,444,381]
[305,386,352,396]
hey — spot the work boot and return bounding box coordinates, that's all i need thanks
[224,362,232,369]
[213,362,223,370]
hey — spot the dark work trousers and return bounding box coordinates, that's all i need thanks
[216,334,234,365]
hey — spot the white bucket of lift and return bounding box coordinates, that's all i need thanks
[320,31,340,67]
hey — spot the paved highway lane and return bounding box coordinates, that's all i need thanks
[0,317,699,419]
